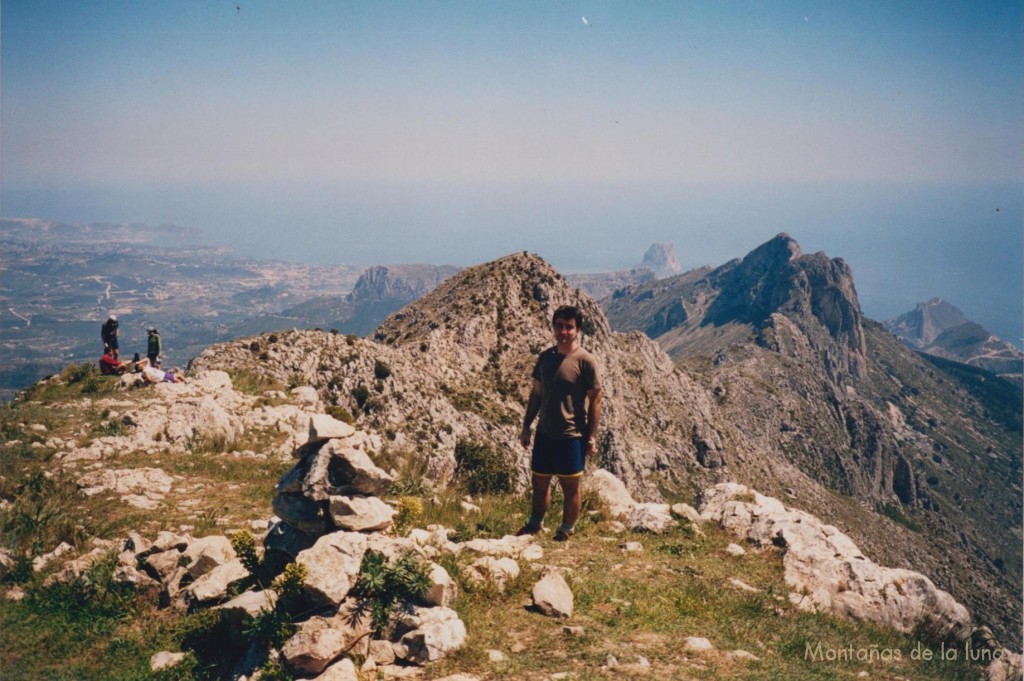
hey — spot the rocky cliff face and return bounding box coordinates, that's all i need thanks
[191,244,1021,646]
[347,265,462,305]
[885,299,1023,376]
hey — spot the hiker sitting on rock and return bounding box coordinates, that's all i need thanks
[141,364,185,384]
[99,352,129,375]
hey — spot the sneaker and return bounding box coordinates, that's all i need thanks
[553,528,573,542]
[515,524,542,537]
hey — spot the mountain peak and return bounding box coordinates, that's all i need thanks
[373,251,612,360]
[640,242,682,278]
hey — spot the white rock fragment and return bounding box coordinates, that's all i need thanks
[684,636,714,651]
[531,569,574,618]
[150,651,187,672]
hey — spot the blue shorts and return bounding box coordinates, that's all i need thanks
[531,432,584,478]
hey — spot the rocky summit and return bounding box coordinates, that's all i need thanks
[190,239,1022,647]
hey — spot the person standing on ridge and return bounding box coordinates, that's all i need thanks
[518,305,603,541]
[101,314,120,359]
[147,327,162,368]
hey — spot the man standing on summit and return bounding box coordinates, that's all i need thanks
[518,305,602,541]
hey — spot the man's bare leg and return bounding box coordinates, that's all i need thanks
[557,475,582,538]
[518,473,553,535]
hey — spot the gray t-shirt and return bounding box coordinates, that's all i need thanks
[532,346,601,439]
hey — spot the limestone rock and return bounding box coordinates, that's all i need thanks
[43,546,110,586]
[308,413,355,442]
[281,601,374,675]
[263,519,317,560]
[700,483,973,642]
[626,503,675,533]
[725,543,746,557]
[726,650,759,661]
[145,550,184,583]
[296,531,368,608]
[33,542,74,572]
[590,469,636,519]
[328,495,395,532]
[165,395,243,449]
[124,530,153,555]
[151,530,190,554]
[183,535,236,579]
[77,467,173,499]
[150,651,187,672]
[420,562,457,607]
[176,559,249,610]
[464,556,520,592]
[314,657,359,681]
[670,503,701,523]
[290,386,321,408]
[368,639,397,665]
[273,493,329,536]
[216,589,278,629]
[113,564,160,589]
[532,570,574,618]
[684,636,714,651]
[393,606,467,665]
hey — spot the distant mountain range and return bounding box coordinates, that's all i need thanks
[884,299,1023,377]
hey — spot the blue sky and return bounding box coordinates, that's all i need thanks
[2,1,1022,340]
[4,1,1021,187]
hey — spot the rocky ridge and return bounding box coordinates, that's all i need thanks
[188,244,1022,646]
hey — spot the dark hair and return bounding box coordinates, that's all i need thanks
[552,305,584,328]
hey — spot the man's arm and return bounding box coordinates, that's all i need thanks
[520,379,543,448]
[584,387,602,457]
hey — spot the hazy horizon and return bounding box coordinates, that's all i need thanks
[2,2,1021,345]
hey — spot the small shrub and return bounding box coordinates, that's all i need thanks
[351,550,431,633]
[352,385,370,409]
[392,497,424,536]
[243,606,296,650]
[373,360,392,380]
[91,420,129,438]
[325,405,354,424]
[454,440,513,495]
[230,531,261,577]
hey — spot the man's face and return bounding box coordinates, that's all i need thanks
[552,316,578,346]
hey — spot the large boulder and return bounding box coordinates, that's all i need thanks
[328,495,395,532]
[165,395,243,449]
[273,493,330,536]
[700,483,973,642]
[589,469,636,519]
[295,532,368,608]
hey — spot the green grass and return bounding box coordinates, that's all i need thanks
[426,521,986,681]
